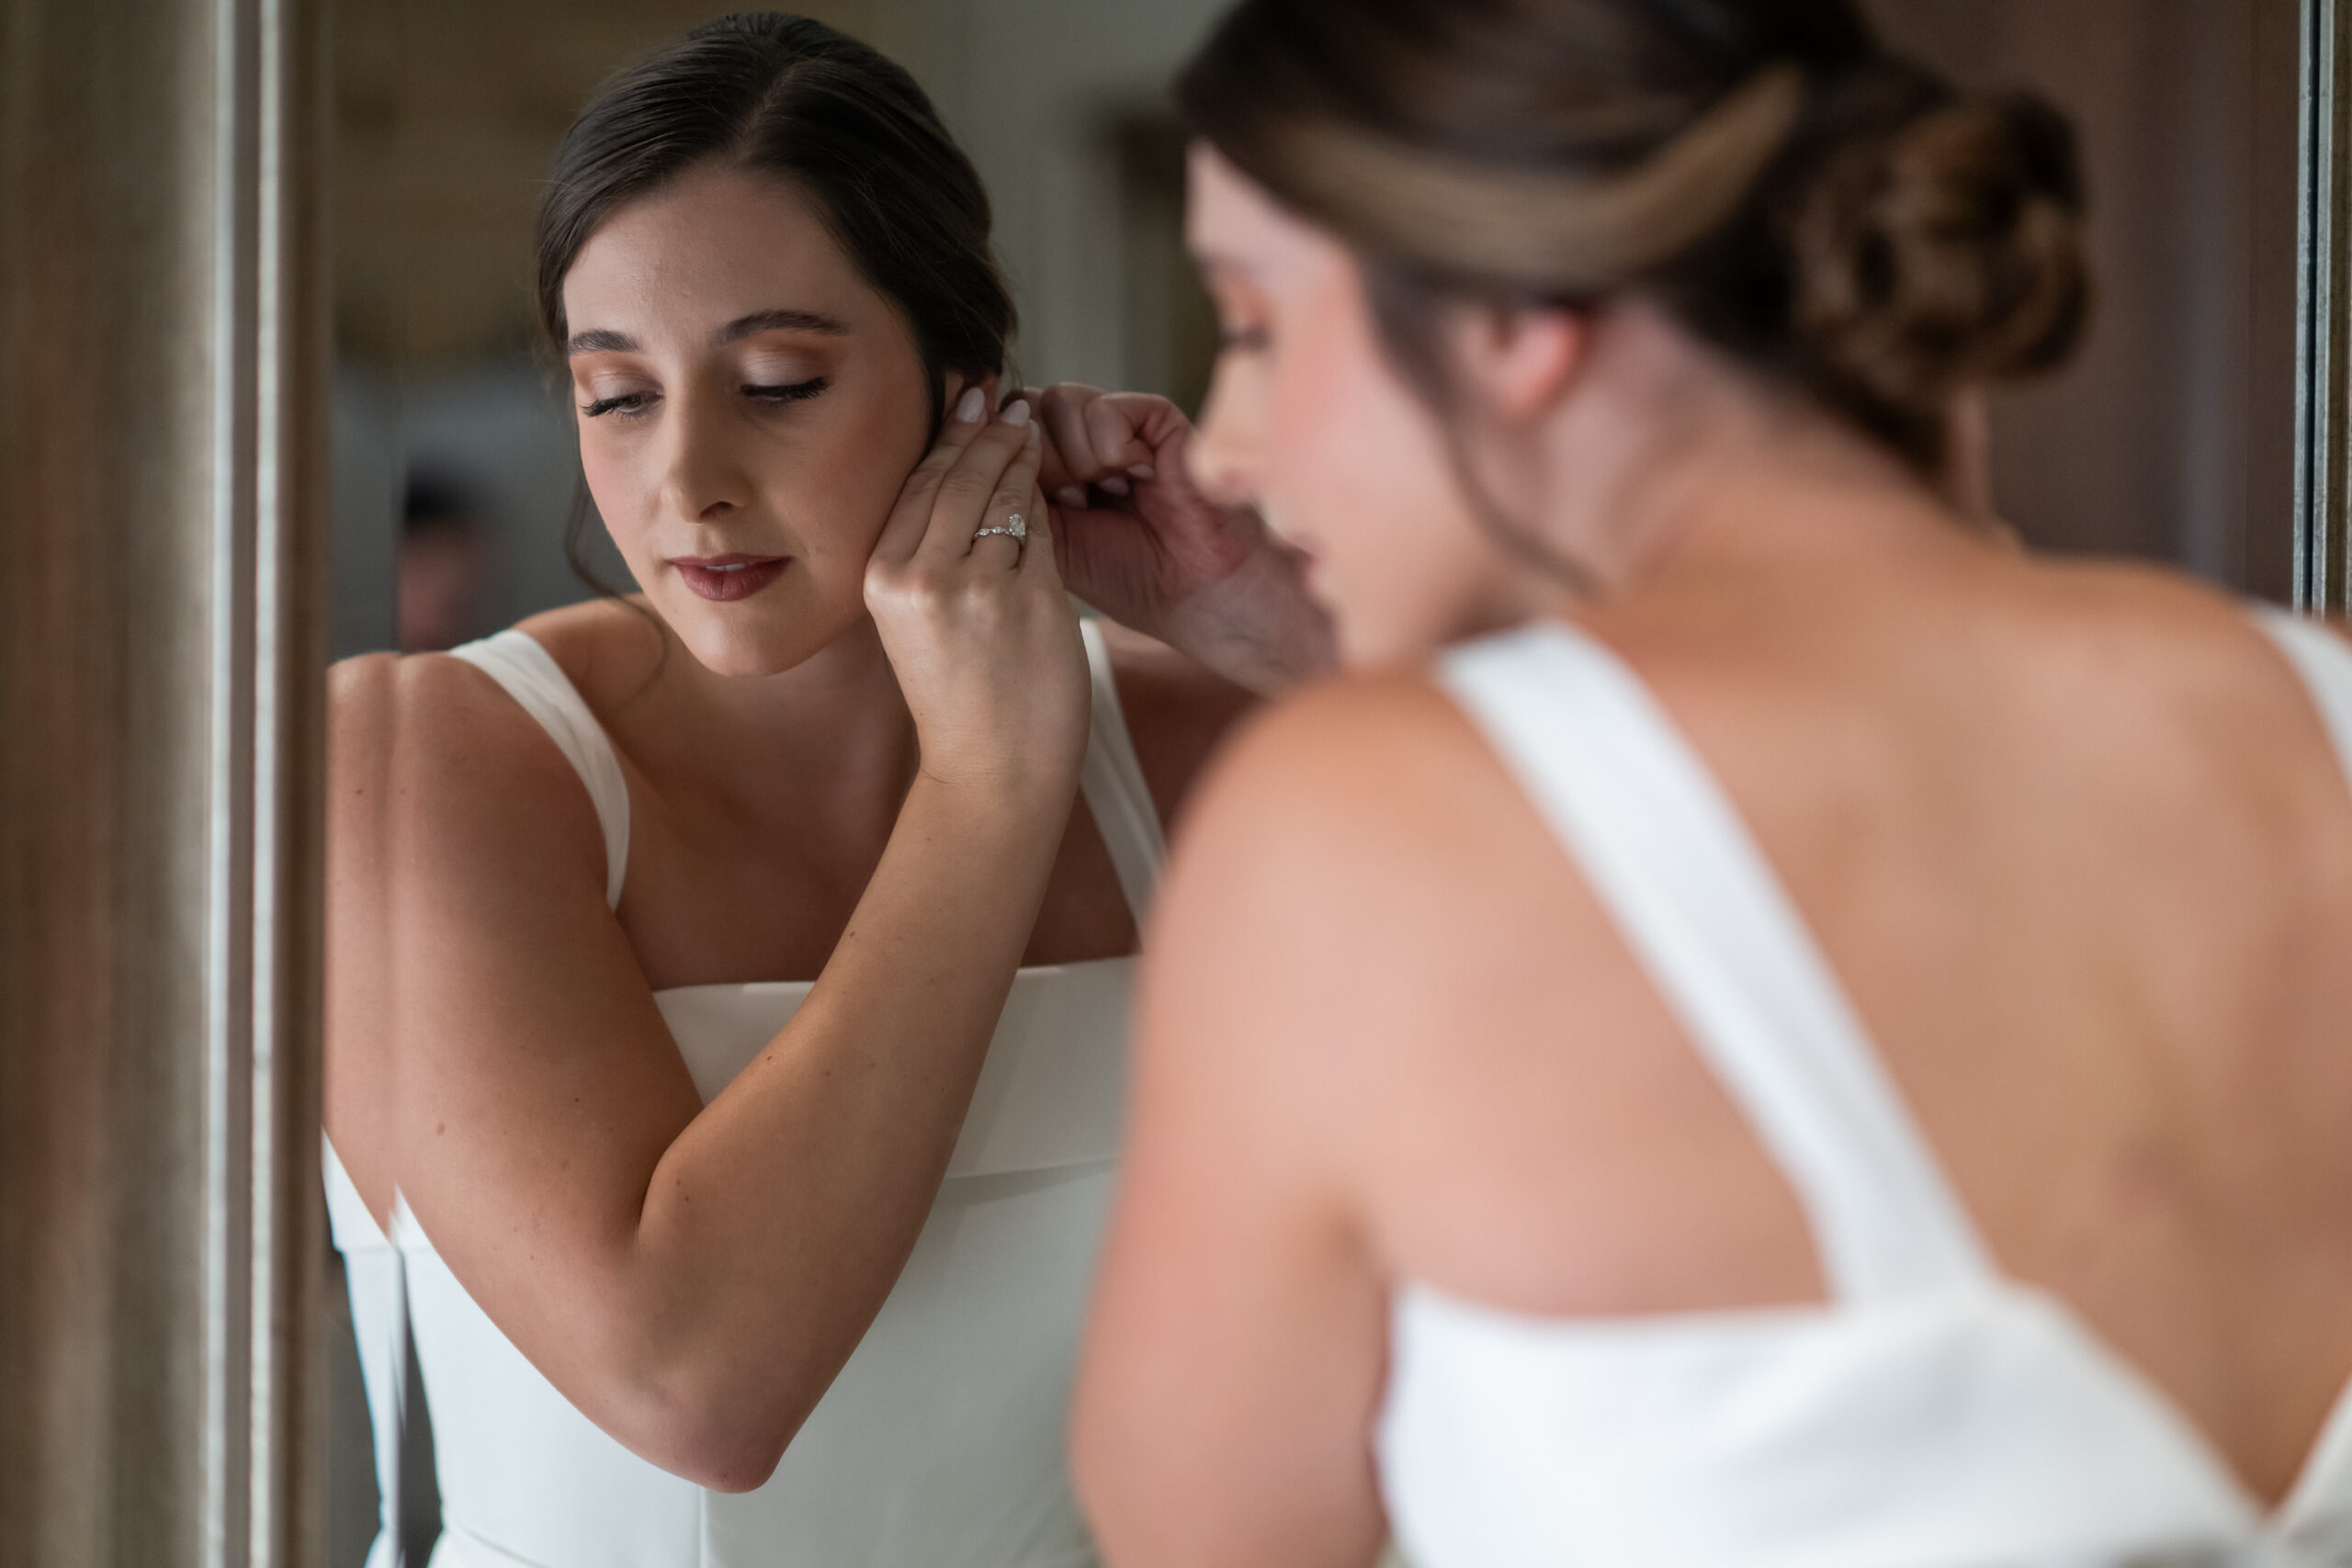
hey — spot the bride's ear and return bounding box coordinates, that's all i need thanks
[938,369,1004,420]
[1449,302,1589,423]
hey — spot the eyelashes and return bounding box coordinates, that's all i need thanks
[581,391,650,418]
[743,377,828,405]
[579,378,830,419]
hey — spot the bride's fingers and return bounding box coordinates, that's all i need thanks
[916,399,1042,568]
[1040,385,1109,486]
[874,380,995,567]
[1015,478,1063,586]
[968,459,1045,568]
[1090,394,1162,479]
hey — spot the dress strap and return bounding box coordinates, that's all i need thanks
[322,1138,410,1563]
[444,625,1160,922]
[2252,608,2352,785]
[1438,621,1993,1302]
[447,631,631,910]
[1080,618,1168,922]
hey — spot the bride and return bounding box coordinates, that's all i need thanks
[321,14,1318,1567]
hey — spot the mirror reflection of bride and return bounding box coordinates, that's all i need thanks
[320,16,1310,1565]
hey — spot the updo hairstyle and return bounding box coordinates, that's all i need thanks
[1177,0,2089,474]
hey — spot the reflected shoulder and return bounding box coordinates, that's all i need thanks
[340,647,610,861]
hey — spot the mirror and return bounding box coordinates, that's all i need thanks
[319,2,2310,1563]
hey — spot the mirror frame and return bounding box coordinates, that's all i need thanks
[2298,0,2352,609]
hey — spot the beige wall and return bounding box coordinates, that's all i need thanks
[333,0,1217,385]
[334,0,876,366]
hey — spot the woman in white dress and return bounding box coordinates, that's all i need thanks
[1077,1,2352,1564]
[322,14,1321,1566]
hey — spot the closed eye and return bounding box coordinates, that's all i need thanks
[582,390,655,419]
[744,378,827,404]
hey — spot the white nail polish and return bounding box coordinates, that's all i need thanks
[1001,399,1032,426]
[1100,476,1130,497]
[1057,486,1087,507]
[956,387,985,423]
[1128,465,1156,480]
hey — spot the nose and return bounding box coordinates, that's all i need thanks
[1185,357,1264,510]
[659,383,753,524]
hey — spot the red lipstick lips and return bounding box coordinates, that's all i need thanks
[672,553,788,602]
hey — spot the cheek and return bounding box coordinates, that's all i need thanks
[797,390,928,554]
[577,430,656,559]
[1261,300,1497,664]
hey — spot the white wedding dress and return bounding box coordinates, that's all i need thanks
[1379,608,2352,1568]
[326,620,1162,1568]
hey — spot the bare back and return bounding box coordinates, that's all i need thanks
[1181,540,2352,1509]
[1101,522,2352,1523]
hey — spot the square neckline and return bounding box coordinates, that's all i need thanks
[649,953,1139,1001]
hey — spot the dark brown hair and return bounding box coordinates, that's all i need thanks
[534,13,1014,595]
[1177,0,2088,474]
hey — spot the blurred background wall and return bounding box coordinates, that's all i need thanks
[330,0,2304,666]
[323,0,2306,1560]
[1872,1,2301,597]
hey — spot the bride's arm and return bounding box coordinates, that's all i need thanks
[340,401,1088,1493]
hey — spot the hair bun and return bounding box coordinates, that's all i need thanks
[1792,80,2090,432]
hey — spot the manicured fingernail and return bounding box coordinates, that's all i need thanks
[1001,398,1032,426]
[1057,486,1087,507]
[956,387,985,423]
[1100,475,1130,497]
[1127,465,1156,480]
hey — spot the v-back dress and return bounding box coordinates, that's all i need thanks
[325,620,1163,1568]
[1378,608,2352,1568]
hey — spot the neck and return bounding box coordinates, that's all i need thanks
[662,609,920,806]
[1525,299,1970,602]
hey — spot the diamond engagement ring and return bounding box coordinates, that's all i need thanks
[974,513,1027,541]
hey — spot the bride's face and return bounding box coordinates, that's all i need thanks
[561,162,936,676]
[1182,146,1524,671]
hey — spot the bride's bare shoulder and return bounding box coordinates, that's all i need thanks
[324,614,622,863]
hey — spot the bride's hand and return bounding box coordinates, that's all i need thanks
[1028,383,1332,694]
[865,383,1090,799]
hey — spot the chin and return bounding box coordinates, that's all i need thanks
[1330,597,1480,675]
[664,609,814,678]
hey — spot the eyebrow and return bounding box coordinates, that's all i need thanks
[565,308,853,358]
[718,308,850,342]
[567,328,637,355]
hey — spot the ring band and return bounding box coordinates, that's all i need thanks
[974,513,1027,541]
